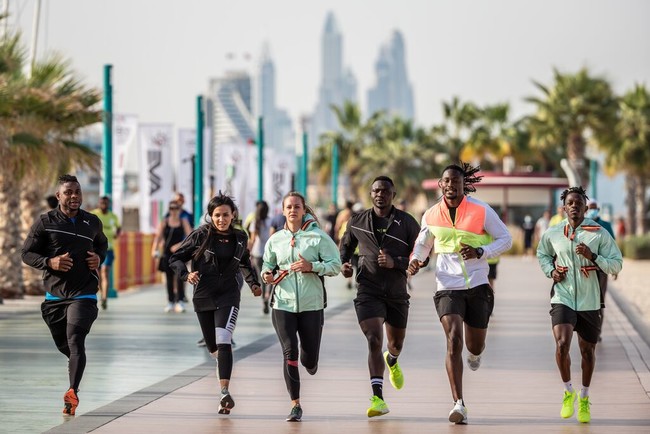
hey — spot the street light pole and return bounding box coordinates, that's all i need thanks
[257,117,264,201]
[195,96,204,227]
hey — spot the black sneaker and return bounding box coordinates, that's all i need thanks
[218,391,235,414]
[286,404,302,422]
[197,338,206,347]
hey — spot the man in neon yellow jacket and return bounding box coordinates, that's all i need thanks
[537,186,622,424]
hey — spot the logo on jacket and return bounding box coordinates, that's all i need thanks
[83,220,90,225]
[394,219,402,226]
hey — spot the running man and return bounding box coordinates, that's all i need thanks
[22,175,108,416]
[91,196,121,310]
[339,176,420,418]
[408,163,512,424]
[537,186,622,423]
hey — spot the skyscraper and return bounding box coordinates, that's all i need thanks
[256,43,294,151]
[310,12,357,149]
[207,70,255,146]
[367,30,415,121]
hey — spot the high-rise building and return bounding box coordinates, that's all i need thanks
[207,71,255,146]
[310,12,357,149]
[367,30,415,121]
[256,43,294,151]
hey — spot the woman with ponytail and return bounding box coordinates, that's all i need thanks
[169,192,261,415]
[261,191,341,422]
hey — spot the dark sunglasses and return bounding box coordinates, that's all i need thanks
[169,207,179,211]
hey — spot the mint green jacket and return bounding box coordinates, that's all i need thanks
[262,218,341,313]
[536,218,622,311]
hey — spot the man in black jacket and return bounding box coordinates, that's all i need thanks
[339,176,420,418]
[22,175,108,417]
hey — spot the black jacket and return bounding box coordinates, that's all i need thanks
[169,226,260,311]
[340,207,420,299]
[22,208,108,299]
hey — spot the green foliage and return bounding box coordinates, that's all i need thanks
[622,235,650,259]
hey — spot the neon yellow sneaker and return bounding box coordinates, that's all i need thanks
[367,395,389,418]
[577,396,591,423]
[560,390,577,418]
[384,351,404,390]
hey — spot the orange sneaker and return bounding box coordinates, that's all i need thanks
[63,389,79,416]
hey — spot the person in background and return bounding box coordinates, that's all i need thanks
[333,200,354,244]
[173,192,194,228]
[615,216,627,241]
[91,196,121,310]
[22,175,108,416]
[262,191,341,422]
[340,176,420,418]
[549,205,566,227]
[269,211,287,236]
[408,163,512,425]
[170,192,261,415]
[45,195,58,210]
[522,215,535,258]
[152,201,192,313]
[537,187,622,424]
[249,200,272,314]
[324,203,338,240]
[535,210,551,245]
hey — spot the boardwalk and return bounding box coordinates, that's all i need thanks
[1,257,649,433]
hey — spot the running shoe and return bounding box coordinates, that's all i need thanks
[560,389,577,418]
[577,396,591,423]
[448,399,467,424]
[164,303,174,313]
[174,301,186,313]
[62,388,79,416]
[101,299,107,310]
[218,391,235,414]
[467,353,482,371]
[197,338,206,347]
[383,351,404,389]
[286,404,302,422]
[367,395,389,418]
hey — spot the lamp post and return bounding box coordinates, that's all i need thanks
[257,117,264,201]
[102,64,117,299]
[331,141,339,206]
[195,96,204,227]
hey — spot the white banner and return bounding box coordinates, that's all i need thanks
[264,149,294,216]
[139,123,174,233]
[111,113,138,221]
[177,128,214,225]
[216,142,258,222]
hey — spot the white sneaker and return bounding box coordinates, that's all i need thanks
[449,399,468,424]
[467,353,482,371]
[174,301,186,313]
[164,303,174,313]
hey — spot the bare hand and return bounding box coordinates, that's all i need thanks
[262,271,274,284]
[407,259,424,275]
[551,269,566,282]
[575,242,593,259]
[459,243,478,260]
[378,249,394,269]
[341,261,353,278]
[250,285,262,297]
[187,271,200,285]
[49,252,73,272]
[290,254,313,273]
[86,251,101,270]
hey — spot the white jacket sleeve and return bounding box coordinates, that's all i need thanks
[411,211,435,262]
[483,205,512,258]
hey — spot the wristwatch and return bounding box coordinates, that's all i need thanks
[476,247,484,259]
[591,252,598,262]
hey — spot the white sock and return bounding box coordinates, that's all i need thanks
[468,352,481,361]
[564,381,574,393]
[580,387,589,398]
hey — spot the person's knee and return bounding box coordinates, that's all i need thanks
[555,338,571,356]
[365,331,382,352]
[215,327,233,345]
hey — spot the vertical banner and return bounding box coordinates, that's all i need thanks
[264,148,295,216]
[138,123,174,233]
[112,114,138,221]
[177,128,195,205]
[216,142,258,221]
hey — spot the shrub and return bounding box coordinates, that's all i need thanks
[622,234,650,259]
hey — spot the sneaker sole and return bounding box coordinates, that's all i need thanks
[449,411,467,424]
[218,394,235,414]
[367,408,389,418]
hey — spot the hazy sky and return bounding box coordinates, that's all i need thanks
[10,0,650,131]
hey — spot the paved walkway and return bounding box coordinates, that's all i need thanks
[1,257,649,433]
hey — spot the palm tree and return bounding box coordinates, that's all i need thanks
[439,97,481,164]
[526,68,618,188]
[0,29,101,300]
[608,84,650,235]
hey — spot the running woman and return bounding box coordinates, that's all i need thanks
[22,175,108,416]
[339,176,420,418]
[168,193,261,415]
[261,191,341,422]
[537,186,622,423]
[408,163,512,424]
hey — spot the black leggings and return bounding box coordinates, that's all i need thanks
[164,269,185,303]
[196,306,239,380]
[271,309,324,400]
[42,299,98,391]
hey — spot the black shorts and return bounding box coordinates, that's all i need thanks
[434,284,494,329]
[550,304,601,344]
[41,298,99,332]
[488,263,497,280]
[354,293,409,329]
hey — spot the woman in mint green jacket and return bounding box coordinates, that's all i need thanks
[537,186,622,424]
[262,191,341,422]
